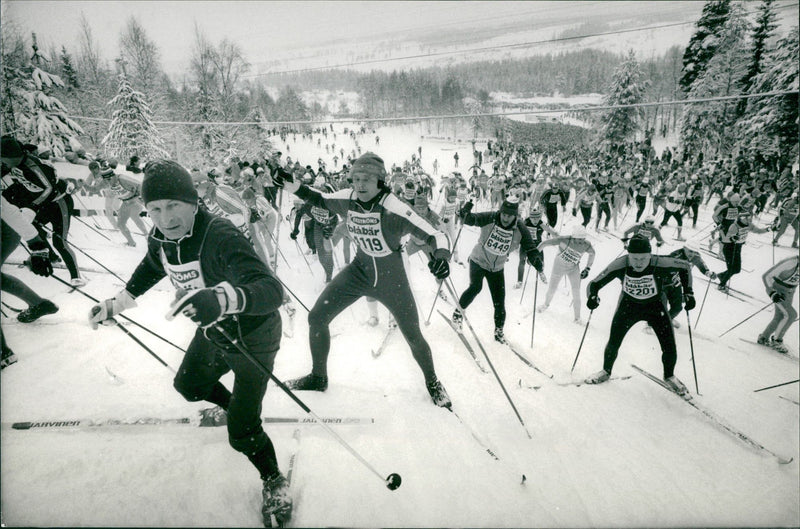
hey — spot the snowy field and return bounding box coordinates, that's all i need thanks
[1,127,799,527]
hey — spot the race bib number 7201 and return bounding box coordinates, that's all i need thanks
[623,275,658,300]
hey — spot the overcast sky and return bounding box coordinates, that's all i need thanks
[3,1,797,77]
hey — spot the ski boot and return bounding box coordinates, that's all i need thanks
[261,473,292,528]
[664,375,688,396]
[199,406,228,427]
[1,347,18,369]
[513,281,522,290]
[17,300,59,323]
[366,316,379,327]
[70,277,87,288]
[285,373,328,392]
[494,327,506,343]
[451,309,463,332]
[426,378,452,408]
[537,303,549,313]
[584,369,610,384]
[756,335,770,346]
[770,338,789,354]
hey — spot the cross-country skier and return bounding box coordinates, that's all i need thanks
[273,152,454,407]
[716,209,768,292]
[290,176,339,283]
[537,225,596,323]
[757,255,799,353]
[1,136,84,286]
[584,236,695,394]
[451,195,539,342]
[515,206,555,288]
[621,217,665,248]
[87,160,290,527]
[662,243,717,328]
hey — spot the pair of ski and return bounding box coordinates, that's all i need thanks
[7,416,375,430]
[631,364,793,465]
[739,338,799,362]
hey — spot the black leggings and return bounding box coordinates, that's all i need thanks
[635,196,647,222]
[661,209,683,227]
[33,196,79,280]
[602,298,677,378]
[459,259,506,328]
[545,203,559,228]
[717,242,742,286]
[580,205,592,227]
[595,201,611,229]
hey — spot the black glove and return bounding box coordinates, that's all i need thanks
[684,293,696,311]
[27,236,53,277]
[587,294,600,310]
[322,224,334,239]
[290,229,299,240]
[428,257,450,280]
[770,290,785,303]
[580,266,590,280]
[572,208,577,217]
[459,200,474,218]
[167,283,241,328]
[272,167,295,190]
[249,208,261,223]
[656,241,663,247]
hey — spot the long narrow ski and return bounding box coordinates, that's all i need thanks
[631,364,793,465]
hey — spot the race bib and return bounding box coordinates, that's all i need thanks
[347,210,392,257]
[549,194,560,203]
[441,203,457,218]
[311,206,331,224]
[623,274,658,300]
[637,228,651,238]
[160,249,206,291]
[559,245,582,265]
[725,208,739,220]
[787,266,799,286]
[483,225,513,256]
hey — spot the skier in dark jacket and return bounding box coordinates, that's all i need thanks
[87,160,290,528]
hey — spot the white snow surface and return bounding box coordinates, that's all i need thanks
[2,127,799,528]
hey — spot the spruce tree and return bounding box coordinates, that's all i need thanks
[102,68,170,162]
[1,33,84,156]
[680,0,732,93]
[598,50,649,152]
[736,0,778,115]
[59,46,80,90]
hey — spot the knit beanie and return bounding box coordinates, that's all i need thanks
[349,152,386,182]
[627,236,652,254]
[141,159,198,205]
[500,195,520,216]
[1,136,23,159]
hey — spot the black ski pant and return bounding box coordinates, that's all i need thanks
[635,196,647,222]
[173,316,281,474]
[685,200,700,227]
[33,196,80,280]
[595,201,611,229]
[545,203,559,228]
[602,297,678,379]
[306,253,438,383]
[517,248,544,283]
[665,284,684,320]
[661,209,683,227]
[459,259,506,329]
[717,242,742,287]
[580,205,593,227]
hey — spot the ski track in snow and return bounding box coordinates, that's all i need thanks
[2,125,798,527]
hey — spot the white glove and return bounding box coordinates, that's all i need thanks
[165,282,243,328]
[89,290,137,330]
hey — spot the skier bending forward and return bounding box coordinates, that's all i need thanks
[274,152,454,407]
[583,235,695,394]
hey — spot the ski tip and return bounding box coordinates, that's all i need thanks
[521,474,527,485]
[11,422,32,430]
[778,457,794,465]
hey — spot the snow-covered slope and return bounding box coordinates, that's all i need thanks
[2,128,798,527]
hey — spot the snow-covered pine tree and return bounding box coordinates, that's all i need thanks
[59,46,79,90]
[736,0,778,116]
[735,26,799,170]
[680,4,750,164]
[102,68,170,163]
[597,49,649,153]
[680,0,732,93]
[1,33,84,156]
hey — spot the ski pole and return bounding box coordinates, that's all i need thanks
[519,264,530,304]
[46,271,188,354]
[693,275,713,329]
[686,308,700,395]
[47,273,177,371]
[570,310,593,373]
[273,190,284,272]
[424,223,465,326]
[753,379,800,393]
[293,238,315,276]
[718,302,773,337]
[530,271,539,349]
[54,234,127,283]
[444,277,533,439]
[72,214,113,242]
[213,324,401,491]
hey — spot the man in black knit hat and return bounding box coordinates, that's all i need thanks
[87,159,290,527]
[583,235,695,394]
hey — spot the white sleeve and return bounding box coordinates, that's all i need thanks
[1,195,38,240]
